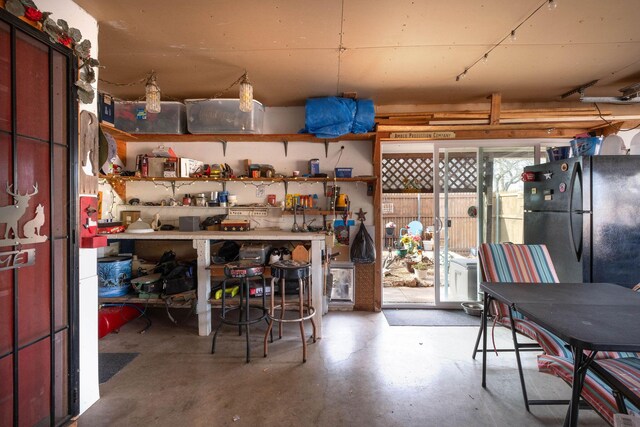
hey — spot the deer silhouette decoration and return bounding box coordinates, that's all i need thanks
[0,183,38,240]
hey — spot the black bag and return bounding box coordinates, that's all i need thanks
[163,261,196,295]
[350,222,376,264]
[218,241,240,262]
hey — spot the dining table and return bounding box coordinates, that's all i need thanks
[480,282,640,427]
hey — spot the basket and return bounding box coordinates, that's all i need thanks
[335,168,353,178]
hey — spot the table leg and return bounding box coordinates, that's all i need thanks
[565,348,596,427]
[482,291,489,388]
[195,240,211,336]
[508,307,530,412]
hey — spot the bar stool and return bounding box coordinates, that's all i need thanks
[263,260,317,362]
[211,260,268,363]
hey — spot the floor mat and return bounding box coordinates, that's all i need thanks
[383,309,481,326]
[99,352,139,384]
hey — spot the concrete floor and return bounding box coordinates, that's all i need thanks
[80,309,608,427]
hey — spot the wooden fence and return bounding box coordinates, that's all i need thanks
[382,192,523,253]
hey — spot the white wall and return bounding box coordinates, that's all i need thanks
[38,0,100,414]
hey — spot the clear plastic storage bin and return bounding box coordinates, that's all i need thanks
[114,101,187,134]
[185,99,264,134]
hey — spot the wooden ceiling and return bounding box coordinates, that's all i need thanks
[73,0,640,109]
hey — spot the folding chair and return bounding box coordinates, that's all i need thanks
[472,243,565,411]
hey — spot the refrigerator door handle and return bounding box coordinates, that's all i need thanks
[568,162,583,261]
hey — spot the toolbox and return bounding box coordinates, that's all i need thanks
[239,243,272,264]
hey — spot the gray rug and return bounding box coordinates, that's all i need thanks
[383,309,481,326]
[99,352,139,384]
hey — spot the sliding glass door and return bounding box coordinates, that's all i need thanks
[433,144,537,307]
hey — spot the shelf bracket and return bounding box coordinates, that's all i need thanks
[324,139,329,158]
[284,180,288,195]
[323,181,327,196]
[170,181,176,197]
[283,139,289,157]
[217,139,228,157]
[222,181,227,192]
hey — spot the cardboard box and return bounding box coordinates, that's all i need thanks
[179,216,201,231]
[221,220,250,231]
[120,211,140,228]
[147,157,166,177]
[163,159,178,177]
[98,93,114,127]
[179,158,205,177]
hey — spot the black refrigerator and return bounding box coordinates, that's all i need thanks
[523,155,640,288]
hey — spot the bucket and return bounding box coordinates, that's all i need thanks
[570,137,602,157]
[98,256,132,297]
[546,146,571,162]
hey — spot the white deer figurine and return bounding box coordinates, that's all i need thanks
[0,183,38,239]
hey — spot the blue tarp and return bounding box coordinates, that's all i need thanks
[302,97,374,138]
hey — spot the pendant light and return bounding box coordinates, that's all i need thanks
[145,72,161,113]
[238,72,253,112]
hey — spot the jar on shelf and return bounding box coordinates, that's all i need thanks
[194,193,207,207]
[182,194,192,206]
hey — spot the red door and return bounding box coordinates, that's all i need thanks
[0,12,78,426]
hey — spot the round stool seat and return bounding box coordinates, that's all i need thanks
[224,260,265,278]
[270,260,311,280]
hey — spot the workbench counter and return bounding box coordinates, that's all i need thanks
[106,230,326,337]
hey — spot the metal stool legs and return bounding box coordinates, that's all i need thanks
[211,269,268,363]
[263,273,316,362]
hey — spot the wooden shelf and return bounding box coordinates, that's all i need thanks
[99,126,376,144]
[100,174,377,200]
[282,209,351,217]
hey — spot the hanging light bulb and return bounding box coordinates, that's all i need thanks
[509,30,517,42]
[547,0,557,10]
[238,72,253,112]
[145,71,161,113]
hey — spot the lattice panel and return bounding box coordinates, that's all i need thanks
[444,156,477,193]
[382,156,434,193]
[382,155,476,193]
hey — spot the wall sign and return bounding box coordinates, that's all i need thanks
[0,183,47,271]
[390,131,456,139]
[0,248,36,271]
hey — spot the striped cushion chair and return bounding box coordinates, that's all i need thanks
[474,245,639,355]
[538,355,640,425]
[473,243,564,411]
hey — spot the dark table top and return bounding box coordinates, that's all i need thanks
[515,303,640,351]
[480,282,640,351]
[480,282,640,306]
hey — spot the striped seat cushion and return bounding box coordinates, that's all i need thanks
[538,355,640,425]
[479,243,559,321]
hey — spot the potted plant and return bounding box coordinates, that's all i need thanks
[413,261,430,280]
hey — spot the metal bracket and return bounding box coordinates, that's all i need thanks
[222,181,227,192]
[284,180,288,195]
[283,140,289,157]
[217,139,228,156]
[171,181,176,197]
[324,139,329,158]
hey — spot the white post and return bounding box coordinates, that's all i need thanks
[194,239,211,336]
[311,238,325,338]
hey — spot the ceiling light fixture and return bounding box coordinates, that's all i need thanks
[145,71,161,113]
[238,72,254,112]
[454,0,554,82]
